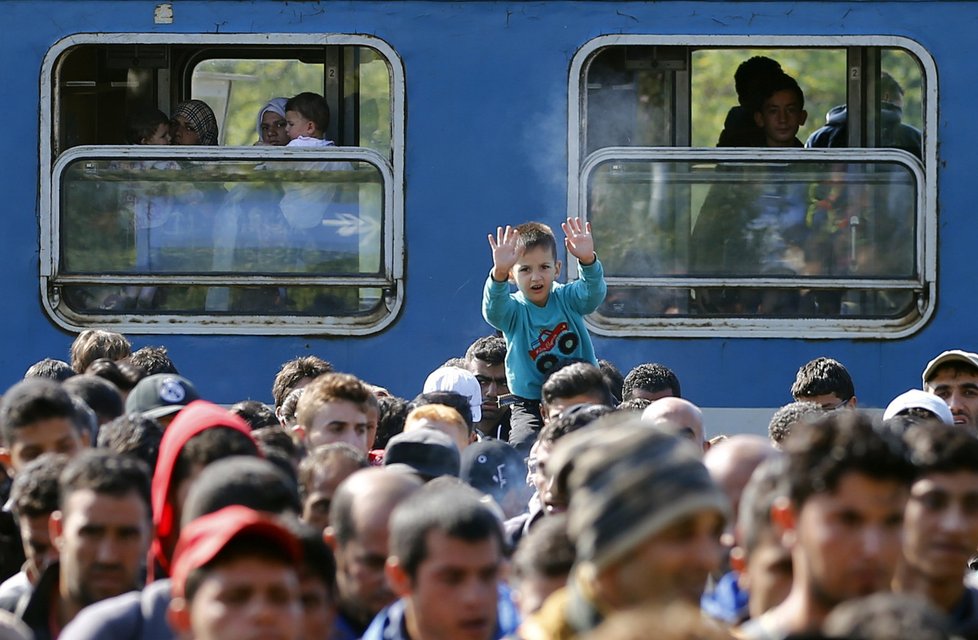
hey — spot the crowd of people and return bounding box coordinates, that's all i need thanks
[0,59,952,640]
[0,214,976,640]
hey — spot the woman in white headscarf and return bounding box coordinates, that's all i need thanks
[255,97,289,146]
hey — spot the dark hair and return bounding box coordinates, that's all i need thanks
[69,329,132,374]
[880,71,905,104]
[172,427,261,492]
[755,71,805,112]
[285,92,331,133]
[252,426,298,461]
[734,56,783,107]
[904,423,978,475]
[539,403,614,444]
[272,356,333,410]
[97,413,164,473]
[0,379,87,446]
[514,222,558,261]
[621,363,681,400]
[541,362,613,407]
[63,375,124,424]
[597,360,624,405]
[286,518,337,598]
[512,513,574,580]
[125,108,169,144]
[823,593,951,640]
[10,453,67,518]
[783,411,914,507]
[768,401,824,446]
[230,400,279,431]
[24,358,75,382]
[737,455,788,552]
[298,443,367,502]
[129,346,179,376]
[465,336,506,367]
[375,395,409,450]
[389,484,503,579]
[59,449,151,512]
[411,391,473,429]
[86,358,144,393]
[790,357,854,401]
[181,456,300,526]
[616,397,652,413]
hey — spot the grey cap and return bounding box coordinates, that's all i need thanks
[125,374,200,420]
[551,419,729,571]
[384,428,460,480]
[922,350,978,386]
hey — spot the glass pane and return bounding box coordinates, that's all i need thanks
[881,49,924,159]
[60,156,385,313]
[588,158,918,318]
[358,48,393,155]
[586,47,682,151]
[599,285,916,319]
[192,59,326,147]
[60,284,385,317]
[691,49,847,148]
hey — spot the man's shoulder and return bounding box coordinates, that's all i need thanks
[60,579,173,640]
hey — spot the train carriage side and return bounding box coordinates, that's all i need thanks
[0,1,973,429]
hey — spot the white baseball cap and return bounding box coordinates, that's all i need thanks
[422,366,482,423]
[883,389,954,425]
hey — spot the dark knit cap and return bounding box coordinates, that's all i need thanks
[551,419,729,570]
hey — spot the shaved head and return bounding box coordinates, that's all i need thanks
[642,398,706,455]
[704,434,776,519]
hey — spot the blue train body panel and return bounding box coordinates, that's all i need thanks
[0,1,973,419]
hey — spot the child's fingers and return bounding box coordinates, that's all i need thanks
[488,233,498,250]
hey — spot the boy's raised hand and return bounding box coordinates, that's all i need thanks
[562,217,596,265]
[488,225,520,281]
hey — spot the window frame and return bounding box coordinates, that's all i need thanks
[40,33,405,336]
[567,35,938,339]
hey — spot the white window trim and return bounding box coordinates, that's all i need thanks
[39,33,405,335]
[567,35,938,339]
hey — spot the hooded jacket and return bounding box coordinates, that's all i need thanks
[149,400,255,579]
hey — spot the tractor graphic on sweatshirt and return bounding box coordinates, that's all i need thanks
[528,322,580,374]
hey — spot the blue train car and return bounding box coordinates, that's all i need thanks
[0,1,970,429]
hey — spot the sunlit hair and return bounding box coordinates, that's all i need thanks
[515,221,558,261]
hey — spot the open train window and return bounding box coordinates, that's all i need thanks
[41,34,404,335]
[570,37,935,338]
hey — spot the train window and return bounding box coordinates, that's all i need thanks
[570,37,935,338]
[41,35,404,335]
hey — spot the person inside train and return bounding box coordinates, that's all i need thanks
[169,100,219,146]
[255,97,289,146]
[752,72,808,149]
[806,71,922,159]
[284,92,334,148]
[125,108,171,146]
[717,56,784,147]
[692,72,814,315]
